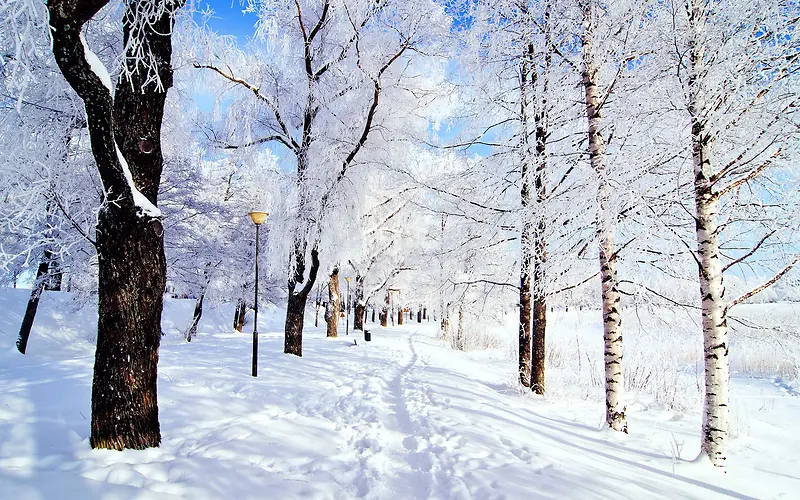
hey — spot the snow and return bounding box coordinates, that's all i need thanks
[79,33,112,92]
[115,144,162,218]
[1,288,799,499]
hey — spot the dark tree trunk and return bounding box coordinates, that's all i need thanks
[16,252,51,354]
[284,247,319,357]
[417,307,422,323]
[92,205,166,450]
[353,276,365,331]
[423,307,427,320]
[185,293,204,342]
[234,299,246,332]
[398,307,403,326]
[48,0,182,450]
[354,303,365,331]
[371,307,376,323]
[326,267,340,338]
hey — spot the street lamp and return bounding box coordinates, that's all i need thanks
[345,277,351,336]
[248,210,268,377]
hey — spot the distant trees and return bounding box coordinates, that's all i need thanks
[194,0,450,356]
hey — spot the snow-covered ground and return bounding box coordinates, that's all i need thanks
[1,289,798,499]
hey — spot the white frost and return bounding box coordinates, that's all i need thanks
[79,33,113,92]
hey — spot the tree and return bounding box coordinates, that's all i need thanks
[45,0,184,450]
[662,0,800,466]
[326,266,341,338]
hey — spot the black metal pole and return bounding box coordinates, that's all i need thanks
[346,280,350,336]
[252,223,259,377]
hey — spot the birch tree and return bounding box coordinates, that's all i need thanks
[661,0,800,466]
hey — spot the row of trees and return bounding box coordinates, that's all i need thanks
[2,0,797,468]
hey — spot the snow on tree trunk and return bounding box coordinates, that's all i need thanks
[326,267,341,338]
[580,0,627,433]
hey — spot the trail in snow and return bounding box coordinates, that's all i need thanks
[0,289,798,499]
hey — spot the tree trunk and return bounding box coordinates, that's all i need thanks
[371,307,376,323]
[457,306,465,351]
[580,0,626,433]
[91,204,167,450]
[354,303,365,331]
[397,306,403,326]
[185,293,204,342]
[16,251,51,354]
[417,307,422,323]
[518,43,535,388]
[531,34,550,395]
[285,292,307,356]
[381,289,389,327]
[44,252,63,291]
[284,246,319,356]
[423,307,427,320]
[234,298,246,332]
[326,267,341,338]
[688,3,728,465]
[353,276,365,331]
[48,0,181,450]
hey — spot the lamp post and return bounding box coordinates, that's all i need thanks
[345,277,351,336]
[248,211,268,377]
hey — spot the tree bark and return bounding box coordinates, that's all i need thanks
[380,289,389,327]
[326,267,341,338]
[48,0,182,450]
[518,43,535,388]
[233,298,246,332]
[397,306,403,326]
[185,293,204,342]
[580,0,627,433]
[16,251,51,354]
[284,246,319,356]
[531,32,550,395]
[688,2,728,466]
[353,276,365,331]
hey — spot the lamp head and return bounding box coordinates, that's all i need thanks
[248,211,269,225]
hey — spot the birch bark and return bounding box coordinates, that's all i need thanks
[580,0,627,433]
[687,0,729,466]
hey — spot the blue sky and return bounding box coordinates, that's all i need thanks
[199,0,258,40]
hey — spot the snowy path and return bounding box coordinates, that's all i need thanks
[1,291,799,499]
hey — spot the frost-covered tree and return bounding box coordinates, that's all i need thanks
[43,0,184,450]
